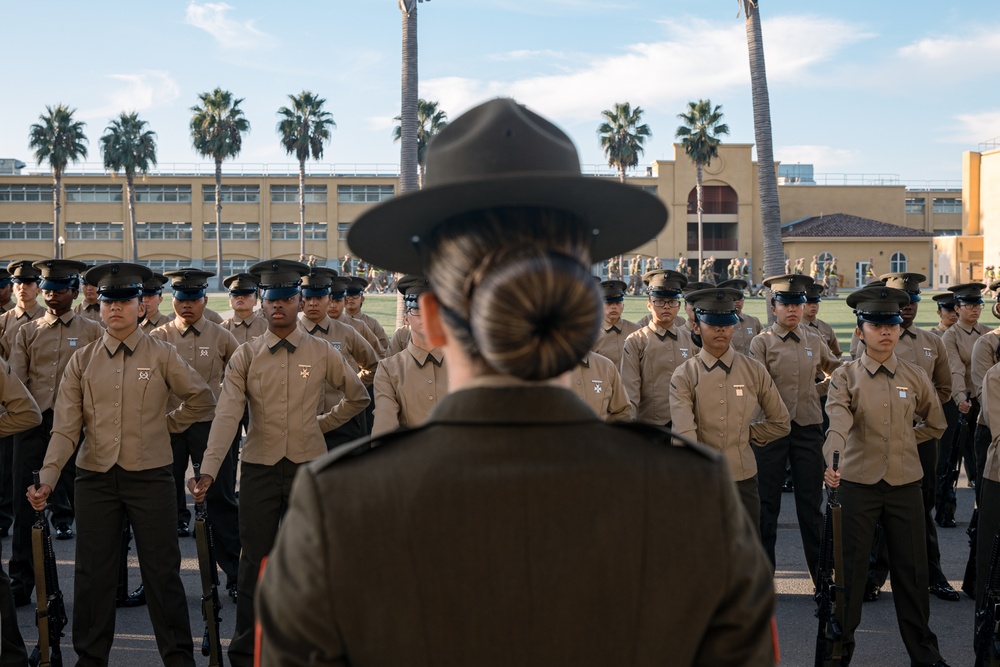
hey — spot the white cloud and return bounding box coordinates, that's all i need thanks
[184,1,276,50]
[79,71,181,120]
[940,110,1000,145]
[898,27,1000,70]
[775,145,861,171]
[422,15,870,124]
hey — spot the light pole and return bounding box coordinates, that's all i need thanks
[57,235,65,260]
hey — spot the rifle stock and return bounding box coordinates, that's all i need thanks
[193,463,223,666]
[936,413,968,528]
[28,470,66,667]
[814,451,844,667]
[975,524,1000,666]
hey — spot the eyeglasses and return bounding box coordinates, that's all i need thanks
[960,303,984,310]
[406,308,422,318]
[42,288,70,296]
[649,298,680,309]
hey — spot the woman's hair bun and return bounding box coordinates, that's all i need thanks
[468,248,601,381]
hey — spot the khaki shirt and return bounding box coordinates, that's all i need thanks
[371,341,447,436]
[386,326,410,358]
[621,320,695,425]
[222,311,268,345]
[567,351,633,423]
[298,313,380,389]
[0,357,42,437]
[40,327,216,489]
[353,311,389,354]
[730,313,763,356]
[149,316,240,405]
[929,323,951,337]
[73,301,103,325]
[806,318,842,358]
[10,310,104,412]
[972,328,1000,401]
[335,311,385,358]
[204,308,223,325]
[592,318,640,369]
[0,301,14,313]
[140,310,175,332]
[200,328,370,481]
[749,323,840,426]
[0,303,46,359]
[980,363,1000,481]
[670,346,790,481]
[942,321,987,402]
[823,352,946,486]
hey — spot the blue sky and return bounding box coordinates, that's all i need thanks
[1,0,997,185]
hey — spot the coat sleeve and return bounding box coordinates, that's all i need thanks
[620,334,642,420]
[931,335,955,405]
[668,364,698,442]
[201,347,251,482]
[258,468,347,666]
[693,458,777,667]
[370,360,400,437]
[40,351,86,490]
[0,357,41,438]
[164,347,216,433]
[942,329,967,403]
[971,335,996,401]
[604,363,634,423]
[914,370,947,444]
[749,366,790,447]
[822,366,853,468]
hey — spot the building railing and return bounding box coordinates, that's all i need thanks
[22,163,403,178]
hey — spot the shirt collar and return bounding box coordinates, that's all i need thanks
[407,341,444,368]
[14,303,43,320]
[603,320,622,334]
[174,316,206,337]
[299,313,330,335]
[772,323,800,342]
[697,345,735,374]
[233,311,258,327]
[649,320,678,341]
[264,327,303,354]
[860,350,898,378]
[102,327,144,357]
[431,384,599,425]
[43,310,75,327]
[900,325,918,339]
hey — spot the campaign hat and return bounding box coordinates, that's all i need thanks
[880,272,926,302]
[348,98,667,275]
[643,270,687,298]
[762,274,814,304]
[223,273,259,296]
[164,269,214,301]
[847,286,910,325]
[6,260,41,284]
[686,288,742,327]
[32,259,87,291]
[397,275,431,309]
[85,262,153,301]
[249,259,310,300]
[599,279,627,303]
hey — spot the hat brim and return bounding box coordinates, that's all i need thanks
[697,312,739,326]
[40,279,77,291]
[348,174,667,276]
[774,294,807,304]
[172,289,206,301]
[261,286,300,300]
[858,313,904,325]
[302,287,331,298]
[99,288,141,301]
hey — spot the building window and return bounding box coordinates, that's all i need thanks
[855,261,872,287]
[65,222,123,241]
[934,229,961,237]
[638,185,658,196]
[905,198,926,214]
[933,198,962,214]
[144,259,188,274]
[890,252,906,273]
[0,221,53,240]
[202,222,260,240]
[687,185,738,215]
[217,259,256,275]
[337,223,350,240]
[686,222,738,252]
[135,185,192,203]
[0,185,53,203]
[270,222,327,240]
[270,185,327,203]
[202,185,260,203]
[136,222,193,240]
[817,252,834,275]
[65,185,123,203]
[336,185,394,203]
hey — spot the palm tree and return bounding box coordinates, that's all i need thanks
[676,100,730,269]
[740,0,783,295]
[277,91,336,260]
[28,104,88,259]
[597,102,652,183]
[393,98,448,188]
[100,112,158,262]
[190,88,251,290]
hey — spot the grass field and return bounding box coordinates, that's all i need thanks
[203,290,961,355]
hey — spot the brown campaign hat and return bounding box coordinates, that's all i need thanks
[880,272,926,302]
[847,286,910,324]
[301,267,339,297]
[85,262,153,301]
[762,274,814,304]
[686,288,742,326]
[32,259,87,291]
[397,275,431,308]
[346,276,368,296]
[643,270,687,297]
[682,281,714,296]
[164,268,215,301]
[599,279,628,303]
[328,275,351,299]
[348,98,668,275]
[0,268,10,287]
[223,273,260,295]
[948,282,986,305]
[249,259,310,300]
[6,260,42,283]
[716,278,748,293]
[932,292,957,310]
[804,282,825,302]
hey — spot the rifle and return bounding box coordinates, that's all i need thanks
[28,471,66,667]
[966,508,980,599]
[975,523,1000,666]
[814,451,845,667]
[193,463,223,666]
[936,412,968,528]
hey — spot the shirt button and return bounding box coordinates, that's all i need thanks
[718,383,723,388]
[883,420,888,425]
[280,414,286,420]
[116,369,121,373]
[52,361,57,365]
[114,437,119,442]
[280,364,285,368]
[115,385,120,390]
[114,420,119,425]
[280,397,285,402]
[280,432,286,437]
[280,381,285,385]
[719,399,725,404]
[428,395,434,400]
[427,379,432,384]
[114,402,119,407]
[883,403,888,407]
[576,380,581,385]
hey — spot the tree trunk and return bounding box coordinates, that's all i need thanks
[299,158,307,261]
[127,172,138,262]
[52,171,61,259]
[215,160,224,291]
[397,2,419,328]
[744,1,782,317]
[696,163,704,270]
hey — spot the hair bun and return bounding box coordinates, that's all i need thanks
[469,250,601,380]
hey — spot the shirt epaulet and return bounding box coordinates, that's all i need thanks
[310,425,430,471]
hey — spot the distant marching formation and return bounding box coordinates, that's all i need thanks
[0,254,997,665]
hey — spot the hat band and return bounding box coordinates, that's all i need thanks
[649,288,681,298]
[99,286,142,301]
[173,288,207,301]
[773,292,807,304]
[260,285,301,300]
[302,286,332,297]
[696,311,739,327]
[345,289,364,297]
[12,277,40,284]
[40,277,79,291]
[229,288,257,296]
[603,295,625,303]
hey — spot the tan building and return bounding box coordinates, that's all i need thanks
[0,146,962,285]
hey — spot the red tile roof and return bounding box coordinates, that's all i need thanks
[781,213,932,238]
